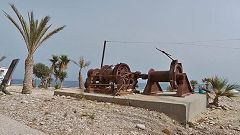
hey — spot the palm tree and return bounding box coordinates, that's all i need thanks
[205,76,239,107]
[72,57,90,89]
[52,55,69,89]
[57,71,67,89]
[190,80,198,91]
[3,4,65,94]
[48,55,59,86]
[59,55,70,71]
[201,78,212,107]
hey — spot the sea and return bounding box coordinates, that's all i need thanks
[11,79,169,90]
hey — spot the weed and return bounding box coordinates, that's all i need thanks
[44,99,51,102]
[162,128,171,135]
[187,121,195,128]
[81,112,88,117]
[88,113,95,120]
[32,118,37,122]
[73,109,77,113]
[44,111,50,115]
[80,112,95,119]
[126,99,131,106]
[54,84,60,89]
[63,112,68,117]
[76,93,84,100]
[181,121,195,128]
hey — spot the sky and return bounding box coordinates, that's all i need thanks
[1,0,240,83]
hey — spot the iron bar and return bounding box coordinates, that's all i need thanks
[100,40,107,68]
[156,48,174,61]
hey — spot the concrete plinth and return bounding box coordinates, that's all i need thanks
[54,89,206,122]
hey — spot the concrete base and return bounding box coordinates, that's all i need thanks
[54,89,206,122]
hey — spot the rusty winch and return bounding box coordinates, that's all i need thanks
[143,59,193,97]
[84,42,193,97]
[84,63,145,95]
[85,60,192,97]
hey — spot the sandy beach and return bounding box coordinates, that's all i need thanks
[0,85,239,135]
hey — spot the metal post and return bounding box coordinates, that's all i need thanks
[100,40,107,68]
[0,59,19,94]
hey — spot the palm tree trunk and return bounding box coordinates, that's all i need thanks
[213,96,219,107]
[22,54,33,94]
[47,71,53,87]
[60,81,63,89]
[40,78,44,87]
[78,70,84,89]
[55,77,58,85]
[46,77,51,87]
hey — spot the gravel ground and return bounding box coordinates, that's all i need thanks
[0,85,239,135]
[0,114,46,135]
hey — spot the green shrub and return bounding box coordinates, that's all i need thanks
[166,85,174,92]
[76,93,84,100]
[202,76,240,107]
[54,84,60,89]
[33,63,50,87]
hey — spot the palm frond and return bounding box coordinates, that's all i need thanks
[84,61,91,67]
[33,25,52,53]
[214,89,222,96]
[221,91,235,97]
[79,57,90,69]
[225,84,240,91]
[40,25,66,45]
[210,76,228,90]
[49,55,59,64]
[33,16,50,50]
[58,71,67,81]
[9,4,30,50]
[4,4,65,54]
[2,10,27,45]
[71,59,79,66]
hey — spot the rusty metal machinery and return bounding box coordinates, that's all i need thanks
[85,42,193,97]
[85,60,193,97]
[143,60,193,97]
[84,63,145,95]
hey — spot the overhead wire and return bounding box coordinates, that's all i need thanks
[106,38,240,50]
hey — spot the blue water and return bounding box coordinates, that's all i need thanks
[11,79,169,90]
[12,79,79,88]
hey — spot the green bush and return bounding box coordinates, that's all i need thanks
[33,63,50,87]
[54,84,61,89]
[166,85,175,92]
[202,76,240,107]
[76,93,84,100]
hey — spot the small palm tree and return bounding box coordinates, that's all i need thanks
[190,80,198,91]
[3,4,65,94]
[59,55,70,71]
[57,71,67,89]
[205,76,239,107]
[48,55,59,86]
[201,78,212,107]
[72,57,90,89]
[52,55,70,89]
